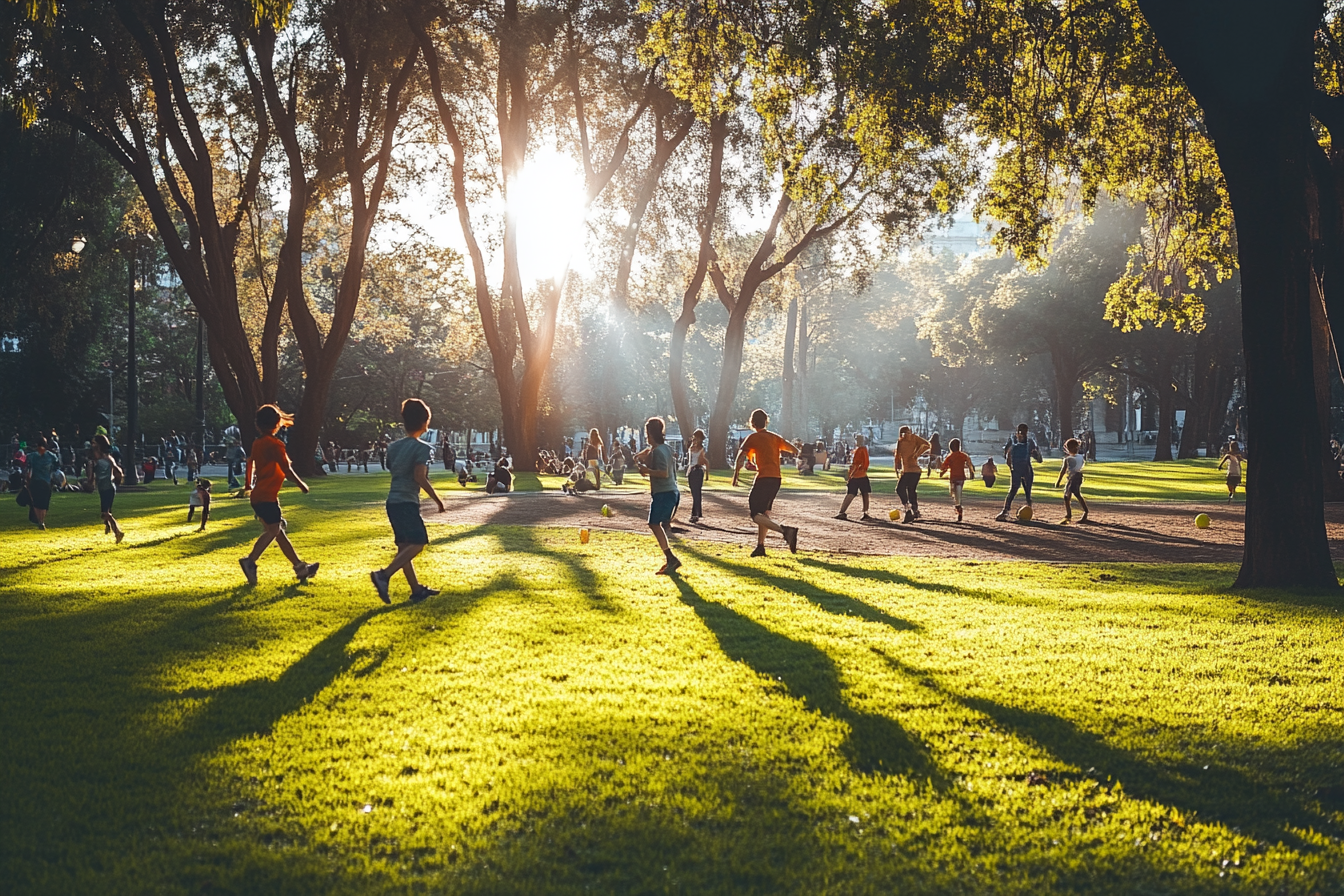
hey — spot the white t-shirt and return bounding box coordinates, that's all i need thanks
[687,446,707,469]
[1063,454,1085,476]
[1225,454,1242,477]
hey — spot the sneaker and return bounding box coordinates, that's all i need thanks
[370,570,391,604]
[902,511,915,524]
[115,531,125,545]
[834,512,848,520]
[750,545,767,558]
[913,509,922,520]
[239,557,258,585]
[782,526,799,554]
[994,512,1009,522]
[860,513,874,521]
[1079,512,1089,523]
[409,586,439,604]
[658,556,683,576]
[689,515,700,524]
[295,561,319,582]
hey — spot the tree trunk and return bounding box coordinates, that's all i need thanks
[1153,383,1175,462]
[781,295,797,438]
[1310,274,1344,497]
[798,302,811,438]
[708,298,754,469]
[1050,350,1077,450]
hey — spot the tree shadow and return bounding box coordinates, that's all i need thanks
[795,555,1017,606]
[871,648,1328,849]
[672,577,940,782]
[683,546,922,632]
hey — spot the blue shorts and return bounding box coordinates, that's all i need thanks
[99,488,116,514]
[648,491,679,526]
[387,501,428,545]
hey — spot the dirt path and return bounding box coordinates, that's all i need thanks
[430,486,1344,563]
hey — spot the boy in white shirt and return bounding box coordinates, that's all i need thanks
[1055,437,1089,524]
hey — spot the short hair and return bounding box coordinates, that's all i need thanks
[92,433,110,453]
[949,438,961,452]
[255,404,293,433]
[749,408,768,429]
[1017,423,1030,434]
[196,478,212,491]
[401,398,431,431]
[899,426,911,436]
[855,434,865,445]
[645,416,666,443]
[1065,438,1080,453]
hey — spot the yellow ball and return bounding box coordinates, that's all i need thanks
[1016,504,1033,522]
[1195,513,1211,529]
[888,508,901,521]
[601,504,611,517]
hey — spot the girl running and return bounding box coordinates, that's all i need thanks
[732,409,798,556]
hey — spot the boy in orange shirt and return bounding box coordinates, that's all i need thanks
[939,437,975,522]
[239,404,319,585]
[835,433,873,521]
[895,425,931,523]
[732,408,799,556]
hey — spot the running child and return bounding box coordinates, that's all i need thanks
[732,408,799,556]
[25,437,61,530]
[686,429,709,523]
[995,423,1042,522]
[370,399,446,604]
[895,426,931,523]
[940,438,975,522]
[835,433,873,521]
[188,477,212,531]
[1218,440,1243,502]
[981,455,998,488]
[1055,438,1089,523]
[635,416,682,575]
[239,405,319,585]
[89,433,124,543]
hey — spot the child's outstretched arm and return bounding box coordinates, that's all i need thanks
[1217,454,1228,470]
[280,455,309,493]
[414,463,446,513]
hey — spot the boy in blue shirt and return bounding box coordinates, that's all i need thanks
[25,437,61,530]
[635,416,682,575]
[996,423,1043,521]
[371,399,446,604]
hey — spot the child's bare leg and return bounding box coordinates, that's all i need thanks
[188,507,195,522]
[1077,494,1089,516]
[753,512,783,543]
[248,530,277,561]
[651,523,672,552]
[838,494,855,514]
[382,543,424,583]
[273,530,302,566]
[103,511,122,537]
[861,493,870,513]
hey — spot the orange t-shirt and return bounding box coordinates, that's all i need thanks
[941,450,973,482]
[849,445,870,478]
[249,435,289,503]
[740,431,788,479]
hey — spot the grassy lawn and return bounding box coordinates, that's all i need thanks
[3,476,1339,895]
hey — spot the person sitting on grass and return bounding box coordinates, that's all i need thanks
[835,433,873,521]
[239,404,319,586]
[89,433,124,543]
[635,415,682,576]
[370,398,446,605]
[188,478,213,532]
[487,457,513,494]
[561,463,598,494]
[732,408,799,557]
[1055,438,1089,524]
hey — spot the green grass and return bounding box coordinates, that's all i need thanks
[3,475,1340,895]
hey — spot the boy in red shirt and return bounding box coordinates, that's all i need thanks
[240,404,319,585]
[834,433,873,521]
[939,437,976,522]
[732,408,799,557]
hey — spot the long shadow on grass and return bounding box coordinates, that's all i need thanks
[873,649,1326,849]
[672,578,940,782]
[795,556,1017,606]
[682,546,921,632]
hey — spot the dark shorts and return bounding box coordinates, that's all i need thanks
[1065,472,1084,498]
[846,476,871,496]
[749,477,782,516]
[983,474,996,488]
[1227,473,1241,488]
[648,491,679,526]
[29,479,52,511]
[387,501,428,545]
[99,488,115,514]
[252,501,285,526]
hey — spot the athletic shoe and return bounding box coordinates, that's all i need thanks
[370,570,391,604]
[295,561,319,582]
[1059,517,1071,525]
[783,526,799,554]
[902,511,915,524]
[115,531,124,544]
[913,509,922,520]
[750,545,767,558]
[409,586,439,604]
[861,513,874,521]
[1079,512,1089,523]
[689,515,700,523]
[994,512,1009,522]
[834,512,848,520]
[658,556,683,576]
[239,557,258,585]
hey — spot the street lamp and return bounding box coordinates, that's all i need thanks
[71,235,86,254]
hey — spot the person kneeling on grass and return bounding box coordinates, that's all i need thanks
[635,416,682,576]
[239,404,319,585]
[371,398,446,605]
[188,478,212,531]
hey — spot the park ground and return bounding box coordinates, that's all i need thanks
[2,459,1343,894]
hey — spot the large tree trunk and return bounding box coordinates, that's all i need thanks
[1140,0,1334,587]
[708,298,754,470]
[1153,383,1175,462]
[781,295,797,438]
[798,302,811,438]
[1309,274,1344,497]
[1048,345,1077,450]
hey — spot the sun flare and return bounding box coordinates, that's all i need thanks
[508,148,589,286]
